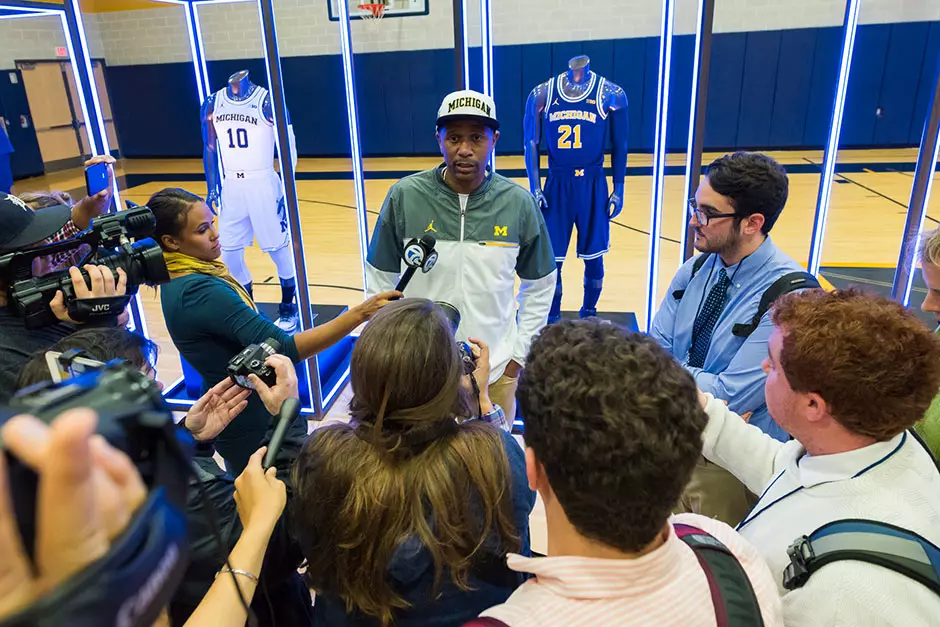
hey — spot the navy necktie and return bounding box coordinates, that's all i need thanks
[688,268,731,368]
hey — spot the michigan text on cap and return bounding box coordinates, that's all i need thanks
[448,97,492,117]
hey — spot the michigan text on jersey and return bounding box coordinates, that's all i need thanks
[215,113,260,126]
[548,110,598,124]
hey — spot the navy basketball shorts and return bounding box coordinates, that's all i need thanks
[542,166,610,262]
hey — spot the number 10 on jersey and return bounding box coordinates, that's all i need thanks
[557,124,582,150]
[227,128,249,149]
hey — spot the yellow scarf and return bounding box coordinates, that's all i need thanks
[163,252,258,312]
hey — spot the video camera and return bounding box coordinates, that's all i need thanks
[0,207,170,329]
[0,360,192,627]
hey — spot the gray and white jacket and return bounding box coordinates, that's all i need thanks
[366,164,557,381]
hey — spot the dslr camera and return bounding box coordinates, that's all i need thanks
[228,338,281,389]
[436,301,476,375]
[0,206,170,329]
[0,361,192,627]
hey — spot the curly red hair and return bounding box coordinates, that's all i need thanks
[772,289,940,440]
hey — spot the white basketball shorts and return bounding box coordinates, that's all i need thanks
[218,168,289,252]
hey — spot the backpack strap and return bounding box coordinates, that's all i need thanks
[731,272,821,338]
[672,254,711,301]
[783,519,940,594]
[674,523,765,627]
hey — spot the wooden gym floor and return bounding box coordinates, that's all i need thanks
[12,148,940,408]
[11,147,939,554]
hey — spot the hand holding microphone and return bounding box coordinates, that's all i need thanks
[395,235,438,294]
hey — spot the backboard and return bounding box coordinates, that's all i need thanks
[327,0,429,21]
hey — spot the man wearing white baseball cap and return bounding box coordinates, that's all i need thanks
[366,89,557,424]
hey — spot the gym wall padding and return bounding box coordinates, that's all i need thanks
[98,20,940,159]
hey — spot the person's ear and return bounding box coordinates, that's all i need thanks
[492,129,500,147]
[804,392,827,424]
[160,233,180,252]
[744,212,765,236]
[525,447,542,493]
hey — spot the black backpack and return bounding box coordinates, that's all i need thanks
[672,253,821,338]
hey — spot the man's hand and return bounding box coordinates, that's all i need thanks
[503,359,523,379]
[234,447,286,533]
[354,290,403,321]
[466,337,494,414]
[0,409,146,620]
[247,354,299,417]
[72,155,116,229]
[50,265,127,324]
[186,378,252,442]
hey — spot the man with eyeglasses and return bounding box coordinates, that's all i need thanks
[651,152,809,526]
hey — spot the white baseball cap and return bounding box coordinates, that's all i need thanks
[436,90,499,131]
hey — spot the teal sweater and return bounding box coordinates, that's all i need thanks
[161,274,299,475]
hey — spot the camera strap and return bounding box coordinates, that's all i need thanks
[66,295,133,323]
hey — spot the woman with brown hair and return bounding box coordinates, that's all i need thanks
[292,298,534,627]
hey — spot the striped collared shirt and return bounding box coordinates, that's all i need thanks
[477,513,783,627]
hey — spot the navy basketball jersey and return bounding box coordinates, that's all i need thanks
[544,72,608,168]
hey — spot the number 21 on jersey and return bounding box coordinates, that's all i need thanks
[227,128,249,149]
[557,124,582,150]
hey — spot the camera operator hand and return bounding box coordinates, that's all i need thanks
[185,377,252,442]
[0,408,146,620]
[247,354,298,417]
[466,337,495,415]
[49,265,127,325]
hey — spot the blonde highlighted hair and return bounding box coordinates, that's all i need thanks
[920,227,940,268]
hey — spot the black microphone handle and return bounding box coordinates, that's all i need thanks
[263,397,301,470]
[395,265,418,293]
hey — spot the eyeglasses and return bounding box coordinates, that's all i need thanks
[688,198,739,226]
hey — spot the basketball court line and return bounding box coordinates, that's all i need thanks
[121,159,938,186]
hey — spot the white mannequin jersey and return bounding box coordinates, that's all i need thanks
[212,86,275,175]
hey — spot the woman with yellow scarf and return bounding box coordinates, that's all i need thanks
[150,188,400,474]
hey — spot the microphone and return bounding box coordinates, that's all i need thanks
[395,234,438,293]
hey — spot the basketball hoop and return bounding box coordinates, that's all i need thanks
[357,3,387,26]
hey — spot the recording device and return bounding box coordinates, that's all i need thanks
[228,338,281,389]
[0,362,193,627]
[44,348,110,383]
[437,301,476,375]
[263,397,300,470]
[84,161,110,197]
[0,207,170,329]
[395,234,438,293]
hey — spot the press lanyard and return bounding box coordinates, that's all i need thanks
[736,431,908,532]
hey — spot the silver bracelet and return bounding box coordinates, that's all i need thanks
[216,567,258,583]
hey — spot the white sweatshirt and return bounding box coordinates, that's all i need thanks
[701,394,940,626]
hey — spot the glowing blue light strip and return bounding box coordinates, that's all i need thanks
[337,0,370,292]
[901,122,940,306]
[644,0,676,332]
[679,0,706,264]
[479,0,494,170]
[806,0,860,277]
[53,2,146,336]
[459,0,469,89]
[0,6,57,18]
[186,4,207,103]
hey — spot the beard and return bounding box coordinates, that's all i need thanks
[694,224,742,257]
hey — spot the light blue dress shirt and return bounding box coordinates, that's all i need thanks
[651,237,805,441]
